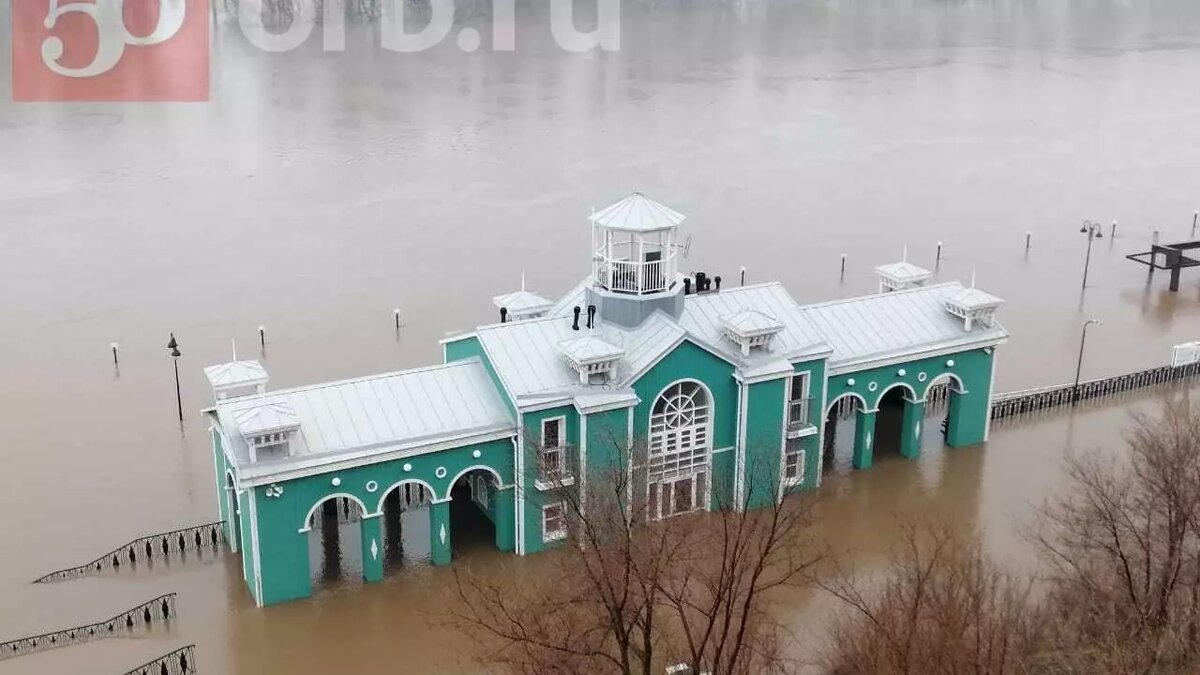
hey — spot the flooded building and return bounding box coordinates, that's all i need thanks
[204,193,1008,607]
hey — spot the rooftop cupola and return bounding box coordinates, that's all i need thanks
[234,401,300,462]
[204,360,268,400]
[493,274,553,322]
[875,247,932,292]
[590,193,685,296]
[559,335,625,384]
[722,309,784,356]
[944,274,1004,331]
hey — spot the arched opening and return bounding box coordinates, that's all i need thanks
[647,381,711,520]
[923,374,966,449]
[225,472,241,553]
[304,495,367,590]
[823,393,866,472]
[449,469,502,557]
[873,384,918,461]
[377,481,434,572]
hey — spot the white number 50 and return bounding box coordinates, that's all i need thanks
[41,0,187,78]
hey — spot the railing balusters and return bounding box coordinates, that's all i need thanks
[0,594,177,661]
[34,522,225,583]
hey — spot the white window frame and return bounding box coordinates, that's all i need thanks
[537,416,572,488]
[542,502,567,542]
[782,441,805,487]
[646,381,712,521]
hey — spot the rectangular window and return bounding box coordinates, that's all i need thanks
[543,503,567,542]
[542,417,563,449]
[790,373,809,401]
[783,441,805,485]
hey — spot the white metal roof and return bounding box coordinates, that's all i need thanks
[233,401,300,437]
[722,309,785,338]
[549,278,589,318]
[798,282,1008,371]
[216,359,514,475]
[476,311,685,406]
[589,193,687,233]
[560,335,626,365]
[204,360,267,388]
[944,286,1004,310]
[678,283,831,364]
[494,289,554,316]
[875,261,933,283]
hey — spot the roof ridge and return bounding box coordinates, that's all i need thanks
[222,358,486,402]
[797,281,962,312]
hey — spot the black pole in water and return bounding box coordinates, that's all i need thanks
[111,342,119,366]
[936,241,942,263]
[1080,221,1100,289]
[167,335,183,422]
[258,325,266,349]
[740,266,746,286]
[840,254,846,279]
[394,308,400,331]
[1193,211,1198,238]
[1072,319,1100,405]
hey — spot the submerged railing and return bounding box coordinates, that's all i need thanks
[34,521,225,583]
[122,644,197,675]
[0,593,176,661]
[990,361,1200,420]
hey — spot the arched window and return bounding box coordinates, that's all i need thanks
[647,381,710,520]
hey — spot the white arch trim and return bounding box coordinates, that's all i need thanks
[648,378,717,512]
[826,391,871,415]
[872,382,920,410]
[445,465,508,500]
[298,492,370,533]
[923,372,967,400]
[374,477,440,514]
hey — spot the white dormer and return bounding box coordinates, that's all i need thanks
[494,289,553,322]
[944,286,1004,331]
[875,261,932,292]
[234,401,300,462]
[559,335,626,384]
[204,360,268,400]
[722,309,784,356]
[590,193,685,296]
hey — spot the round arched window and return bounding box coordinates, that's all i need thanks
[648,382,710,519]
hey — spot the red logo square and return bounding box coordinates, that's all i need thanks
[12,0,210,102]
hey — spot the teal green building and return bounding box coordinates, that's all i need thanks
[204,193,1008,607]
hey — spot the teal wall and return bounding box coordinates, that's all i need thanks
[632,340,737,449]
[237,490,255,599]
[584,406,629,501]
[248,436,515,606]
[520,405,580,554]
[826,348,993,414]
[743,377,786,510]
[795,358,827,492]
[443,336,515,416]
[211,429,233,546]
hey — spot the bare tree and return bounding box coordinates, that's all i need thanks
[451,431,823,675]
[819,521,1036,675]
[1030,395,1200,673]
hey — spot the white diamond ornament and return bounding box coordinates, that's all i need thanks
[439,524,447,546]
[370,538,379,560]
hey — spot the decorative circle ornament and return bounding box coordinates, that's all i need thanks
[472,449,482,459]
[897,369,907,377]
[435,466,448,479]
[917,372,928,382]
[846,378,856,387]
[867,382,878,392]
[946,359,955,368]
[331,477,342,487]
[403,463,413,472]
[365,480,379,493]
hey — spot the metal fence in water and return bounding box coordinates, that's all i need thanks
[0,593,176,661]
[33,521,225,583]
[122,644,197,675]
[990,361,1200,420]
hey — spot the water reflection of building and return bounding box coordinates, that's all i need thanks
[203,193,1009,606]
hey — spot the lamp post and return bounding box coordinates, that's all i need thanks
[1079,220,1103,289]
[1072,319,1101,405]
[168,333,182,422]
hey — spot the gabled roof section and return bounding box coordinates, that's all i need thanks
[678,283,831,366]
[559,335,625,365]
[494,289,554,317]
[875,261,932,283]
[722,309,785,338]
[944,286,1003,311]
[798,282,1008,372]
[589,193,687,233]
[215,359,515,474]
[233,401,299,437]
[204,360,267,388]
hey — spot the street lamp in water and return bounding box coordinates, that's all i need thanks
[1080,220,1103,289]
[168,333,183,422]
[1072,319,1101,405]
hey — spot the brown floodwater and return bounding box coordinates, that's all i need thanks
[4,1,1200,673]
